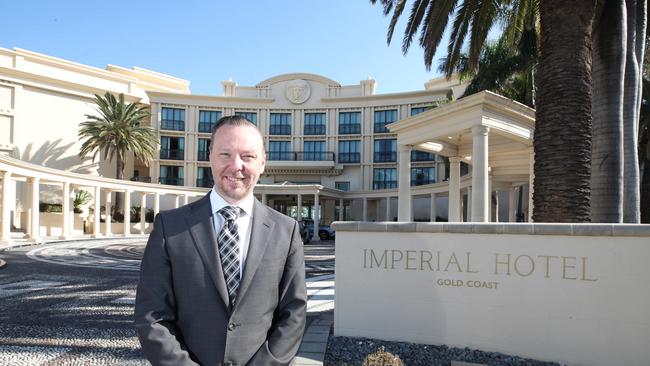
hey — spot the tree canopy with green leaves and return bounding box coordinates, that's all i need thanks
[78,92,157,180]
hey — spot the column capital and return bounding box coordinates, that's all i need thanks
[471,125,490,135]
[449,156,463,164]
[398,144,412,153]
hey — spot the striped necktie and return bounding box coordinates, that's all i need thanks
[218,205,243,307]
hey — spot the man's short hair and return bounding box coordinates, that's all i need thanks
[209,115,263,151]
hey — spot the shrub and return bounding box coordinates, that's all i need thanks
[362,346,403,366]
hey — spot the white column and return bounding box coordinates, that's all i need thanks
[30,177,40,241]
[488,176,493,222]
[448,157,461,222]
[60,182,71,239]
[93,186,101,237]
[182,194,188,206]
[528,150,534,222]
[312,193,320,241]
[362,197,368,221]
[508,187,517,222]
[104,190,112,235]
[385,197,391,221]
[397,144,412,221]
[154,193,160,217]
[297,194,302,221]
[466,187,472,222]
[470,125,489,222]
[0,171,11,243]
[173,195,180,209]
[262,193,268,205]
[338,199,344,221]
[123,190,131,236]
[140,192,147,235]
[430,192,437,222]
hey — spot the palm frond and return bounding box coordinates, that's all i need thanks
[402,0,431,54]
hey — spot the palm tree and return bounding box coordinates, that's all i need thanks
[78,92,157,211]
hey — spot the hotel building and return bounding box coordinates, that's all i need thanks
[0,47,534,243]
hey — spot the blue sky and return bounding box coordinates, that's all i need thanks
[1,0,453,95]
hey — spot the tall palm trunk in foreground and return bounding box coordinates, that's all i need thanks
[534,0,597,222]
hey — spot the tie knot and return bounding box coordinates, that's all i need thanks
[219,206,243,221]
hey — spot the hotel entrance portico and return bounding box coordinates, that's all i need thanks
[388,91,535,222]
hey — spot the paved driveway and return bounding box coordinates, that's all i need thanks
[0,238,334,365]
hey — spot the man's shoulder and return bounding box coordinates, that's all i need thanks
[156,194,209,221]
[255,201,297,228]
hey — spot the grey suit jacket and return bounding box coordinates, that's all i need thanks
[134,193,307,366]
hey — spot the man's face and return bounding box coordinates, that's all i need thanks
[210,124,266,204]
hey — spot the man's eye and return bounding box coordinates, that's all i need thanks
[220,153,229,158]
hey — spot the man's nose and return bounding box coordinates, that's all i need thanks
[230,154,244,170]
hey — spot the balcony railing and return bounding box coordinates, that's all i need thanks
[197,150,209,161]
[198,122,216,133]
[269,124,292,135]
[161,120,185,131]
[160,149,184,160]
[304,125,326,135]
[373,181,398,190]
[338,152,361,163]
[267,151,335,161]
[159,177,184,186]
[196,178,214,188]
[411,179,436,186]
[374,122,391,133]
[339,124,361,134]
[130,176,152,183]
[374,151,397,163]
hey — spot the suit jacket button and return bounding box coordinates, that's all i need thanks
[228,323,235,331]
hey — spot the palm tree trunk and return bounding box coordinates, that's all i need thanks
[113,158,125,215]
[534,0,597,222]
[591,0,626,223]
[622,0,646,223]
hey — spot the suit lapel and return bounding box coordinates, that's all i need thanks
[236,199,275,308]
[185,194,230,309]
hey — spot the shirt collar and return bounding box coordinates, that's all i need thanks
[210,188,254,218]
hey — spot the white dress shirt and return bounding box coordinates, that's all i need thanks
[210,188,254,278]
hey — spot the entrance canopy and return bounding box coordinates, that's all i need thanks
[388,91,535,222]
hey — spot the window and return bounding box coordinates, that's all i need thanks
[374,139,397,162]
[196,167,213,188]
[159,165,184,186]
[338,140,360,163]
[160,136,184,160]
[303,141,326,161]
[411,150,435,162]
[269,141,292,160]
[304,113,326,135]
[198,110,221,133]
[161,107,185,131]
[235,111,257,125]
[411,106,429,116]
[270,113,291,135]
[339,112,361,134]
[411,167,436,186]
[373,168,397,189]
[197,138,210,161]
[335,181,350,191]
[374,109,397,133]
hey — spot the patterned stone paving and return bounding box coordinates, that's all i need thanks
[0,238,335,365]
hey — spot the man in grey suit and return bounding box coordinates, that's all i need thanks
[135,115,307,365]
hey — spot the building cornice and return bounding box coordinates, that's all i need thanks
[256,73,341,87]
[320,89,450,103]
[147,91,274,105]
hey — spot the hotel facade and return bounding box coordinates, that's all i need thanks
[0,47,534,243]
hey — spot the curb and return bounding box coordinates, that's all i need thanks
[0,235,150,251]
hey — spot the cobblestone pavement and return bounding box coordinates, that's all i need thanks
[0,238,334,365]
